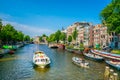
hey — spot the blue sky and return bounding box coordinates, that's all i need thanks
[0,0,111,37]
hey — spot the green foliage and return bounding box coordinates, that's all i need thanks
[42,34,47,37]
[1,24,17,41]
[55,30,61,43]
[59,32,66,43]
[100,0,120,34]
[80,43,84,48]
[0,19,2,30]
[24,35,30,41]
[79,43,84,51]
[66,44,74,49]
[72,28,78,40]
[47,30,66,43]
[39,34,48,42]
[17,31,24,41]
[39,36,43,41]
[68,35,72,42]
[111,49,120,54]
[30,38,33,42]
[47,33,55,42]
[0,19,31,44]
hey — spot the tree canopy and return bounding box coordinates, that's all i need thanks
[68,35,72,43]
[0,19,31,44]
[72,28,78,40]
[24,35,30,41]
[47,33,55,42]
[100,0,120,34]
[55,30,61,43]
[59,32,66,43]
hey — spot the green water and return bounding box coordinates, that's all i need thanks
[0,44,119,80]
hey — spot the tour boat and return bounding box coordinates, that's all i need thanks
[72,57,89,68]
[83,53,104,61]
[33,51,51,68]
[105,60,120,70]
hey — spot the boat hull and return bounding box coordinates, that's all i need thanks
[34,63,50,68]
[33,51,51,68]
[84,53,104,61]
[66,49,74,53]
[105,60,120,70]
[72,57,89,68]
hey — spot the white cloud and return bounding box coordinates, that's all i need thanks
[2,21,54,37]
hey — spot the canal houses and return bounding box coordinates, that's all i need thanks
[66,23,78,44]
[76,22,93,47]
[66,22,93,47]
[34,36,40,44]
[108,32,119,49]
[93,24,108,48]
[64,22,120,49]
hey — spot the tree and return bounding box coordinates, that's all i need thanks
[39,36,42,42]
[39,34,48,42]
[0,20,31,44]
[68,35,72,43]
[0,19,2,31]
[24,35,30,41]
[47,33,55,43]
[1,24,17,43]
[17,31,24,41]
[79,43,84,51]
[30,38,33,42]
[0,19,2,40]
[55,30,61,43]
[72,28,78,40]
[100,0,120,34]
[42,34,47,37]
[60,32,66,43]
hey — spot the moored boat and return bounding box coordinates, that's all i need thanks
[83,53,104,61]
[49,44,58,48]
[72,57,89,68]
[66,48,74,53]
[8,50,15,54]
[105,60,120,70]
[91,49,120,61]
[33,51,51,68]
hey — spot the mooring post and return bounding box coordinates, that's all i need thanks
[109,69,114,80]
[113,73,118,80]
[104,66,110,80]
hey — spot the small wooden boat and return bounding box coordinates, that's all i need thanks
[72,57,89,68]
[105,60,120,70]
[83,53,104,61]
[33,51,51,68]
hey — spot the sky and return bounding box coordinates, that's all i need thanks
[0,0,111,37]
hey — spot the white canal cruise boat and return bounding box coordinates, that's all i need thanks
[33,51,51,68]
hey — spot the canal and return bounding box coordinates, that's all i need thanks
[0,44,120,80]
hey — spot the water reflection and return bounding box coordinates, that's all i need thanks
[33,65,50,73]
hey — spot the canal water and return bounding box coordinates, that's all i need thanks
[0,44,120,80]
